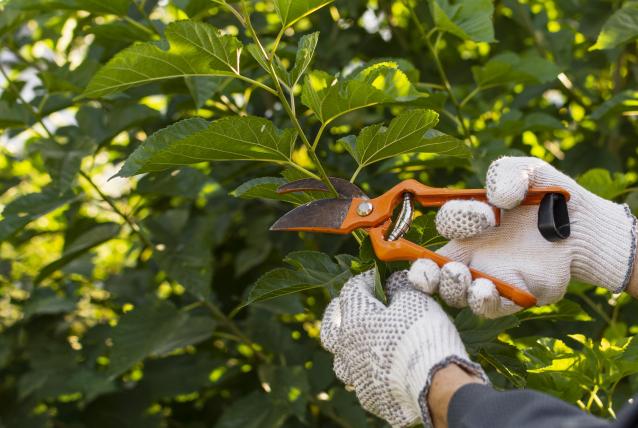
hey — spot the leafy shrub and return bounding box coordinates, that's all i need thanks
[1,0,638,426]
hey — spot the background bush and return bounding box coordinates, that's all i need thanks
[1,0,638,427]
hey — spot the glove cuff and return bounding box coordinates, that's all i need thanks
[571,197,637,293]
[417,356,488,428]
[387,312,482,427]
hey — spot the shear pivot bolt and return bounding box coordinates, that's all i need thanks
[357,201,373,217]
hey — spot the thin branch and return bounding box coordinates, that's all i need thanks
[79,171,153,247]
[239,1,338,196]
[404,1,473,142]
[1,65,152,248]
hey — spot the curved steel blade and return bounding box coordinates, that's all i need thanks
[276,177,367,198]
[270,198,353,233]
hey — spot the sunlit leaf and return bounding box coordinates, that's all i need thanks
[577,168,629,200]
[0,187,77,242]
[35,222,120,284]
[84,21,242,98]
[301,62,421,124]
[591,2,638,50]
[430,0,495,42]
[275,32,320,88]
[339,109,470,170]
[274,0,334,29]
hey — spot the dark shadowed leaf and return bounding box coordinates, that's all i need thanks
[472,52,560,88]
[230,177,312,204]
[456,309,520,354]
[37,137,96,190]
[214,391,289,428]
[9,0,130,15]
[242,251,352,307]
[109,300,216,376]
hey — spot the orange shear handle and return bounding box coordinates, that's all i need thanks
[368,223,538,308]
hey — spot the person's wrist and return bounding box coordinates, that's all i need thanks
[425,364,485,428]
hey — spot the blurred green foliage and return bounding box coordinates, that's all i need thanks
[1,0,638,427]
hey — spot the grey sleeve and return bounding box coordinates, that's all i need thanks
[448,384,616,428]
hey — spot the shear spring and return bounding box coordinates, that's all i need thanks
[388,193,414,241]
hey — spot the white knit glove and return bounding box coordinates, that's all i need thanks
[320,270,486,427]
[408,156,637,319]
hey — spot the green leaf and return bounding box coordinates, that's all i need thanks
[9,0,130,15]
[373,263,387,304]
[147,213,215,300]
[89,20,155,44]
[301,62,420,124]
[22,288,76,319]
[0,186,77,242]
[84,21,242,98]
[109,299,216,376]
[339,109,469,169]
[590,90,638,120]
[258,365,310,420]
[0,100,32,129]
[242,251,352,307]
[275,32,320,88]
[274,0,334,29]
[118,116,296,177]
[186,76,229,109]
[455,309,520,354]
[429,0,495,42]
[215,391,289,428]
[230,177,312,205]
[591,2,638,50]
[38,137,96,191]
[472,52,560,88]
[137,167,208,198]
[35,222,120,284]
[577,168,629,200]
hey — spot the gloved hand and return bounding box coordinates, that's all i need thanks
[320,270,486,427]
[408,156,637,318]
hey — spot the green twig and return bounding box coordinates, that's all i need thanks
[79,171,153,248]
[239,1,338,196]
[0,66,153,248]
[404,1,473,142]
[311,122,328,151]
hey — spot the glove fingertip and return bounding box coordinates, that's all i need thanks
[436,200,496,239]
[439,262,471,308]
[408,259,441,294]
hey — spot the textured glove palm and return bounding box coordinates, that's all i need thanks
[408,157,637,318]
[320,270,485,427]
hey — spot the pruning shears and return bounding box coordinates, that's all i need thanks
[270,177,572,308]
